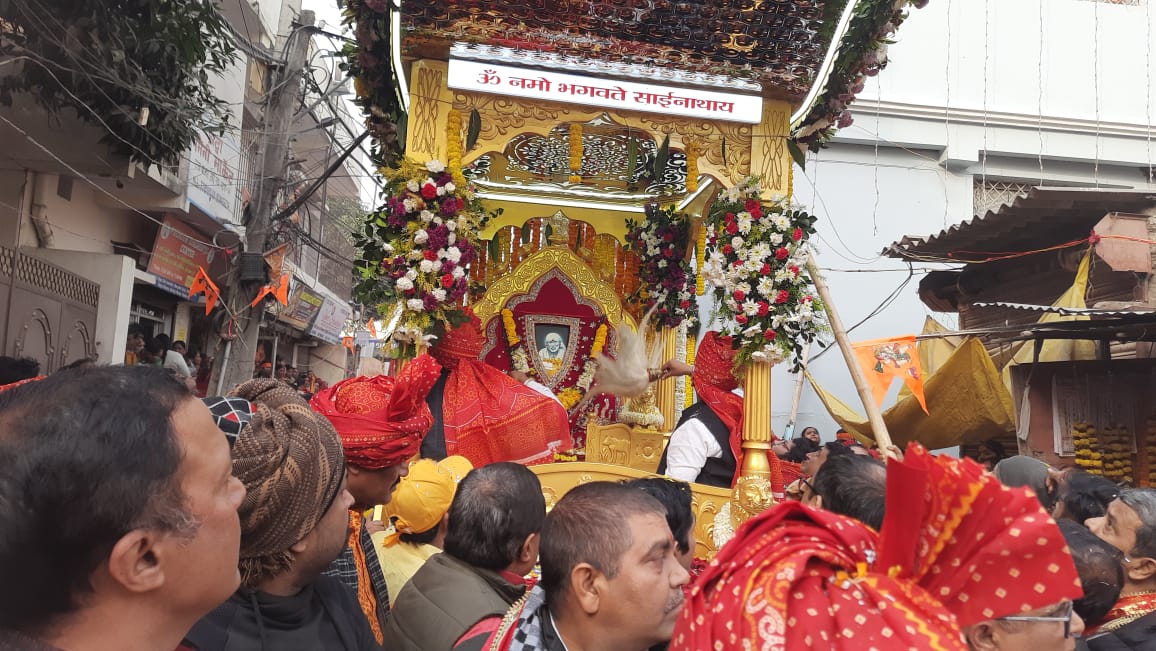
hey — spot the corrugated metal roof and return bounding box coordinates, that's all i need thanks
[884,187,1156,261]
[971,302,1156,317]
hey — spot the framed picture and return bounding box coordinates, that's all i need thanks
[525,314,582,388]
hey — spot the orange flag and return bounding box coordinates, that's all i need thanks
[188,267,220,315]
[342,336,355,353]
[367,320,378,339]
[250,274,290,307]
[852,335,928,414]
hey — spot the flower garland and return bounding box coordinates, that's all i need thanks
[352,158,489,345]
[624,203,698,330]
[702,177,827,371]
[792,0,931,154]
[340,0,407,165]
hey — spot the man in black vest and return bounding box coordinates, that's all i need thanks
[656,331,746,489]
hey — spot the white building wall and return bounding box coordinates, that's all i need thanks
[782,0,1156,443]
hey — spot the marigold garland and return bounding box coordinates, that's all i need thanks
[446,109,464,184]
[685,331,696,409]
[568,123,583,184]
[591,323,608,358]
[501,308,520,347]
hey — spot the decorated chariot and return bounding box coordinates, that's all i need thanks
[343,0,930,557]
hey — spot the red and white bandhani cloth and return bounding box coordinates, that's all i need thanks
[670,444,1083,651]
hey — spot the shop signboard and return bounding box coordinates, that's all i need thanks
[278,283,325,332]
[187,131,242,225]
[147,215,217,297]
[309,296,353,345]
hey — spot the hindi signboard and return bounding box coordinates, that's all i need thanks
[447,59,763,124]
[309,296,353,345]
[147,215,218,297]
[278,283,325,332]
[187,132,242,225]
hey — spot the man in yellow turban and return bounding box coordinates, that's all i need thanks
[373,456,473,603]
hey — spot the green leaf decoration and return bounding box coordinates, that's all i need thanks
[396,112,409,154]
[488,236,500,262]
[575,227,584,249]
[544,224,554,242]
[787,139,807,171]
[466,108,482,151]
[652,134,670,180]
[626,138,639,180]
[521,222,531,245]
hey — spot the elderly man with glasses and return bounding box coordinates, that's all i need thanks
[1085,488,1156,650]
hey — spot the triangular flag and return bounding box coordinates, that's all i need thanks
[188,267,220,315]
[852,335,928,414]
[264,243,289,279]
[367,320,378,339]
[342,336,355,353]
[272,274,289,305]
[250,274,291,308]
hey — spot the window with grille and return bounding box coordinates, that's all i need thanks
[973,180,1033,218]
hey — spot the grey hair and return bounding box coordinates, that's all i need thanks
[1118,488,1156,559]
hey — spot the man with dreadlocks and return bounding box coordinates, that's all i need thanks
[658,331,783,493]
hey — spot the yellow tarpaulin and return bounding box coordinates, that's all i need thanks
[998,249,1098,388]
[806,338,1016,449]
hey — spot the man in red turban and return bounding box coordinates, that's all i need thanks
[658,331,783,492]
[310,354,442,643]
[421,309,571,467]
[670,444,1085,651]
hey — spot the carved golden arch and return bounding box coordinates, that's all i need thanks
[473,246,635,330]
[404,60,775,188]
[530,461,733,561]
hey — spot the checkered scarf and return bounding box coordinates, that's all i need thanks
[202,396,255,446]
[501,585,548,651]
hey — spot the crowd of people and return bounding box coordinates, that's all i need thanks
[2,325,1155,651]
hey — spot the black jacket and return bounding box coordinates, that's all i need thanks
[1087,611,1156,651]
[183,575,380,651]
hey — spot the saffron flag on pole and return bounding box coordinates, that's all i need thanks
[188,266,220,315]
[250,274,291,307]
[852,335,928,414]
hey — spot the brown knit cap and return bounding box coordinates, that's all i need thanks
[228,379,345,587]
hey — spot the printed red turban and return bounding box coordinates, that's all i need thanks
[692,331,782,492]
[671,501,965,651]
[671,443,1083,651]
[310,355,440,469]
[878,444,1083,626]
[429,308,485,370]
[430,313,571,466]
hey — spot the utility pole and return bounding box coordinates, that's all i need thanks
[217,11,315,392]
